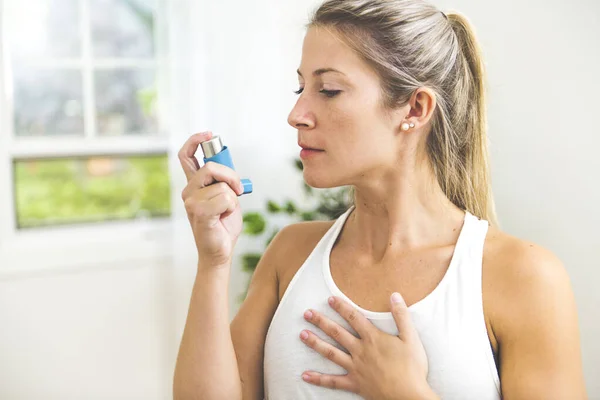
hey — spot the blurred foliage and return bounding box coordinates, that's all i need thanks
[137,86,157,117]
[14,155,171,228]
[237,158,351,303]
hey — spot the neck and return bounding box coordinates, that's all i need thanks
[345,162,465,264]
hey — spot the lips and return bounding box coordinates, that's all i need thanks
[298,142,324,151]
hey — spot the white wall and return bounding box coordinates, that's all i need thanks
[0,260,174,400]
[1,0,598,399]
[435,0,600,395]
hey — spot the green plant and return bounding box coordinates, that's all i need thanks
[237,158,352,303]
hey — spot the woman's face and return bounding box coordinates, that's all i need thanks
[288,26,405,189]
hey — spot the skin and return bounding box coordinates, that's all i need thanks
[284,25,588,399]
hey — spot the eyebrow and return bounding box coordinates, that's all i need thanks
[296,68,346,78]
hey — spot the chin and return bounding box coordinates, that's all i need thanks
[302,169,344,189]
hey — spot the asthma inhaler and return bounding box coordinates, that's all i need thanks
[199,136,253,195]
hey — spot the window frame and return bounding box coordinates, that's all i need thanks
[0,0,174,275]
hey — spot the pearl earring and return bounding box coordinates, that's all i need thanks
[401,121,415,131]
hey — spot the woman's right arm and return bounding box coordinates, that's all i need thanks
[172,131,246,400]
[173,263,243,400]
[173,227,290,400]
[172,132,285,400]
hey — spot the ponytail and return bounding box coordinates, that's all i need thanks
[442,12,498,226]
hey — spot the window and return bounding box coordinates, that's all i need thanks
[0,0,173,271]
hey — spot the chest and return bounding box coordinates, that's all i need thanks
[327,243,456,312]
[268,256,502,400]
[277,244,500,366]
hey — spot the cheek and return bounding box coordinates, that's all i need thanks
[323,103,365,148]
[317,94,396,168]
[329,109,393,161]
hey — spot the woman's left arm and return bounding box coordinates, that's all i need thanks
[489,240,587,399]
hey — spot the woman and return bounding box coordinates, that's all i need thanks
[173,0,587,399]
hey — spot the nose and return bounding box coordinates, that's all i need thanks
[287,98,315,130]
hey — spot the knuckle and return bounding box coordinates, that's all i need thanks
[325,348,336,361]
[348,310,358,322]
[216,182,230,194]
[330,327,341,340]
[183,197,193,212]
[329,376,337,389]
[204,161,217,172]
[181,187,188,201]
[312,313,321,324]
[227,192,237,205]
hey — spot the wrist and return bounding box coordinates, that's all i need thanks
[196,262,232,279]
[197,256,232,271]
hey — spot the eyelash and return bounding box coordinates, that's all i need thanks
[293,88,341,98]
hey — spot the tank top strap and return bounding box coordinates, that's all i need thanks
[454,213,490,307]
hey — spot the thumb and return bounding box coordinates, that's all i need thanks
[390,292,413,342]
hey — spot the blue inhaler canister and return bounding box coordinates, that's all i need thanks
[200,136,253,195]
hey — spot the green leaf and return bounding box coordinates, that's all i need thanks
[267,200,281,213]
[284,200,297,215]
[241,253,262,273]
[301,211,317,221]
[242,212,266,235]
[294,159,304,171]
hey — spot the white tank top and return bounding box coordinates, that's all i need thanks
[263,205,501,399]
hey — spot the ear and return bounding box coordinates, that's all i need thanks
[405,87,437,130]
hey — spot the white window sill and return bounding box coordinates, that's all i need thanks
[0,218,174,278]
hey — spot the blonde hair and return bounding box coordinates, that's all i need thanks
[309,0,498,226]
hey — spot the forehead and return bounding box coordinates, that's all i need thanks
[299,26,374,80]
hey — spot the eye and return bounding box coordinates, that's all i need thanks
[294,87,304,95]
[320,89,341,98]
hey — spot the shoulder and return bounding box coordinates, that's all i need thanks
[483,225,576,342]
[270,219,335,299]
[482,227,586,396]
[275,219,335,250]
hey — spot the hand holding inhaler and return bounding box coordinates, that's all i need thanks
[178,131,252,269]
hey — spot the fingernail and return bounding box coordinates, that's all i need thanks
[302,373,310,381]
[391,292,404,304]
[300,331,309,340]
[328,296,335,305]
[304,310,313,320]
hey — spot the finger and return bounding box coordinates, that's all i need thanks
[390,292,415,342]
[178,131,213,182]
[201,189,239,220]
[328,296,373,341]
[304,309,359,354]
[188,181,232,204]
[190,161,243,195]
[300,330,353,371]
[185,183,238,220]
[301,371,357,393]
